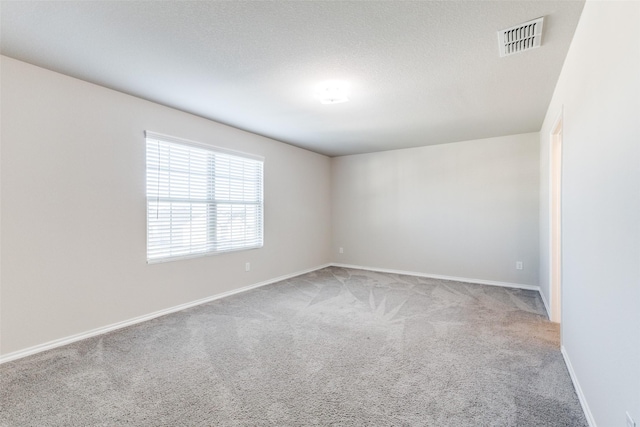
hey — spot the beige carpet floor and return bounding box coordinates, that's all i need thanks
[0,267,587,426]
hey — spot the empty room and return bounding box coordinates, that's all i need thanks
[0,1,638,426]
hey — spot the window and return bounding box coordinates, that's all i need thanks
[145,132,263,262]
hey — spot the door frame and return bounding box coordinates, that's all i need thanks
[549,111,563,325]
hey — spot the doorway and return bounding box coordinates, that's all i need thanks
[550,114,563,323]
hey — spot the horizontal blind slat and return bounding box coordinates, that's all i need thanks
[146,135,263,262]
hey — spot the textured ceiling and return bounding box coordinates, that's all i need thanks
[0,1,584,157]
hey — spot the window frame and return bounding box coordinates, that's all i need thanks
[145,131,264,264]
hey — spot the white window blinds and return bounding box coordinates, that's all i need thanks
[145,132,264,263]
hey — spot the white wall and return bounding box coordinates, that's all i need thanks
[539,1,640,425]
[332,133,540,287]
[0,56,332,357]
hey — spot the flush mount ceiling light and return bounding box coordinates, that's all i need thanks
[314,80,350,104]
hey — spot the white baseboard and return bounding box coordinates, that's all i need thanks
[330,263,540,292]
[0,263,331,364]
[0,263,543,364]
[539,289,551,320]
[561,346,597,427]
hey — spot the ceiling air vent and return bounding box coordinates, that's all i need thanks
[498,17,544,57]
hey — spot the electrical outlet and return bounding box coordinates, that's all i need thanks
[339,247,344,254]
[627,412,636,427]
[516,261,523,270]
[245,262,250,272]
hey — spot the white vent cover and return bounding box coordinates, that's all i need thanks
[498,17,544,57]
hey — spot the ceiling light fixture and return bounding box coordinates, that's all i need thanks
[314,80,350,104]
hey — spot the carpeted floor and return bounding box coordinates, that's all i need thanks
[0,267,587,426]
